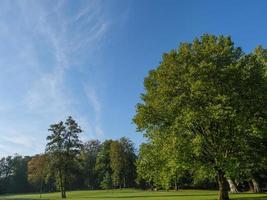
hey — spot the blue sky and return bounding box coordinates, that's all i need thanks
[0,0,267,156]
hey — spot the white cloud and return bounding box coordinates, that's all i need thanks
[22,0,108,120]
[84,85,104,138]
[0,127,44,157]
[0,1,110,156]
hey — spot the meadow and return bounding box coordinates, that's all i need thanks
[1,189,267,200]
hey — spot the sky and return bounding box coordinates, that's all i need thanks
[0,0,267,156]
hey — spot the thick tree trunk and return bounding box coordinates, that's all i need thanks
[227,179,238,193]
[252,178,261,193]
[217,170,230,200]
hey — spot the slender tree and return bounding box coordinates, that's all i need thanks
[110,141,124,188]
[46,116,82,198]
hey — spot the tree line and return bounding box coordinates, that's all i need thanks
[0,117,136,198]
[0,113,266,199]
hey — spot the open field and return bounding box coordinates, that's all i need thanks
[1,190,267,200]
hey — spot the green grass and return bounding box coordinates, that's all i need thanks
[1,189,267,200]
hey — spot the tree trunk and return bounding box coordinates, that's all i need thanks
[39,179,43,198]
[248,180,254,192]
[227,179,238,193]
[63,176,67,198]
[174,178,178,191]
[217,170,230,200]
[62,189,66,198]
[59,169,66,198]
[252,178,261,193]
[62,183,66,199]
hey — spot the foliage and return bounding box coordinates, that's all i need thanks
[27,154,48,194]
[134,34,267,200]
[96,140,113,189]
[96,138,137,189]
[0,155,33,194]
[46,116,82,198]
[80,140,101,189]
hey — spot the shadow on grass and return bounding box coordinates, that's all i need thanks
[1,199,50,200]
[1,193,267,200]
[233,196,267,200]
[76,194,267,200]
[74,193,217,199]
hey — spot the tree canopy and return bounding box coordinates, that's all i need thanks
[134,34,267,200]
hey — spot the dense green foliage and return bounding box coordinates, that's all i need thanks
[46,116,83,198]
[1,189,267,200]
[0,155,33,194]
[134,35,267,200]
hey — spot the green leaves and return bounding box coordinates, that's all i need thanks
[134,34,267,192]
[45,116,83,198]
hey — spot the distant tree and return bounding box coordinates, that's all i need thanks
[27,154,47,197]
[119,137,137,188]
[96,140,113,189]
[134,35,267,200]
[46,116,82,198]
[110,140,124,188]
[0,156,13,193]
[95,138,136,189]
[80,140,101,189]
[100,171,112,189]
[6,155,32,193]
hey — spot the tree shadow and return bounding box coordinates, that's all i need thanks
[70,193,217,199]
[1,199,50,200]
[233,196,267,200]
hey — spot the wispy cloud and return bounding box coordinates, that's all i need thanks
[85,85,104,137]
[0,126,43,157]
[0,0,110,156]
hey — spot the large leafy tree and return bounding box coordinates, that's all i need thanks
[46,116,82,198]
[134,35,267,200]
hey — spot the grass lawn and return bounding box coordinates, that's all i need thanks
[1,189,267,200]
